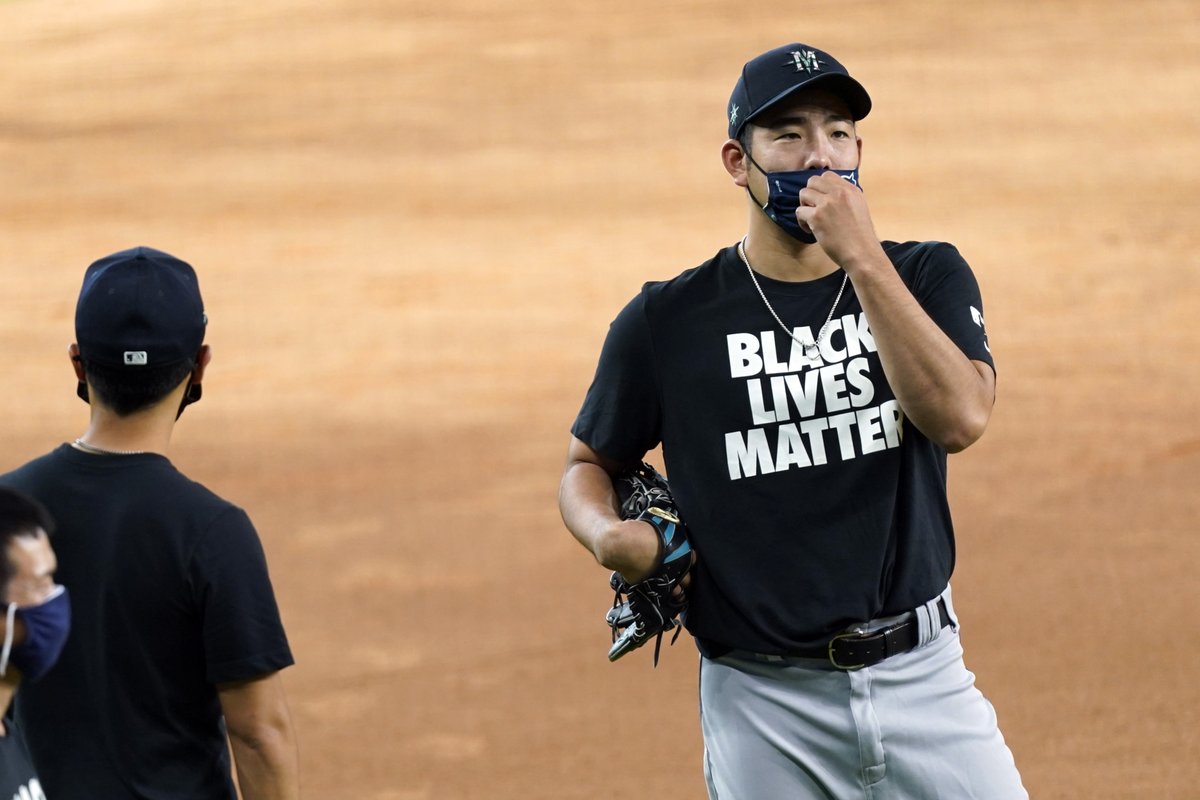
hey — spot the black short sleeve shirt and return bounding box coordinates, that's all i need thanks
[0,715,41,799]
[1,446,294,799]
[572,242,994,653]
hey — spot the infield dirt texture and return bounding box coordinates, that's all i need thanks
[1,1,1197,797]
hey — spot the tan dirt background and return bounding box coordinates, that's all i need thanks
[1,0,1197,797]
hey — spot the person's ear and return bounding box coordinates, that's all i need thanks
[69,344,89,403]
[68,344,86,381]
[175,345,212,417]
[721,139,750,187]
[190,345,212,386]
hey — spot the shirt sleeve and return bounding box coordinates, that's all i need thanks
[911,243,995,374]
[570,288,663,463]
[190,507,294,684]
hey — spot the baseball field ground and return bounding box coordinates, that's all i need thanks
[0,0,1196,797]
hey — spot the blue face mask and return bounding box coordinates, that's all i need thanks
[746,157,862,243]
[1,585,71,682]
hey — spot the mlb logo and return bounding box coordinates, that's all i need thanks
[124,351,148,365]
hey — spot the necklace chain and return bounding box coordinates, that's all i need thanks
[736,237,849,358]
[72,438,148,456]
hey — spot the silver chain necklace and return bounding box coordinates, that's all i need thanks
[72,438,148,456]
[737,237,849,358]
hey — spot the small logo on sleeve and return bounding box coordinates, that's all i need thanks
[970,306,991,354]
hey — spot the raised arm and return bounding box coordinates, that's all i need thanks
[843,257,994,452]
[798,172,995,451]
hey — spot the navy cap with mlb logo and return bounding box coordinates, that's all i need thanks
[728,43,872,139]
[75,246,207,369]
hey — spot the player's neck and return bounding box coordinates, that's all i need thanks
[76,397,180,456]
[742,221,841,283]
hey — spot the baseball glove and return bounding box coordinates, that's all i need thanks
[605,462,693,666]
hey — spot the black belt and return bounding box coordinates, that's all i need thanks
[819,598,952,670]
[706,598,952,671]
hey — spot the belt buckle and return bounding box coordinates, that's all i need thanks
[827,626,868,671]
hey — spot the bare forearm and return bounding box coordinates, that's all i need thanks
[230,726,299,800]
[558,444,661,581]
[219,674,300,800]
[559,458,620,556]
[846,251,993,451]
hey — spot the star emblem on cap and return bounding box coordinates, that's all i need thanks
[729,103,739,126]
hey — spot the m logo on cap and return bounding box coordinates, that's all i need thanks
[124,351,148,366]
[789,49,823,74]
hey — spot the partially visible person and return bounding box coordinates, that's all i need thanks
[1,246,299,800]
[0,486,68,799]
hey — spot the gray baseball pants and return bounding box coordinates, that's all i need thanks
[699,587,1027,799]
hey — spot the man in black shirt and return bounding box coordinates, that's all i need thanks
[2,247,298,799]
[559,43,1026,798]
[0,487,65,799]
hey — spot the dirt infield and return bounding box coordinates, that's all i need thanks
[1,1,1197,797]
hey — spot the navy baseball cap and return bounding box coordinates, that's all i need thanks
[75,246,207,369]
[728,43,872,139]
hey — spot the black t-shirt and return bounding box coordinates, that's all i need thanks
[572,242,994,654]
[0,714,42,799]
[0,445,294,800]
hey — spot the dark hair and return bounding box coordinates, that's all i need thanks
[0,488,54,597]
[737,124,755,155]
[83,359,195,416]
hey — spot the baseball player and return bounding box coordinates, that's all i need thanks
[559,42,1027,798]
[0,247,299,799]
[0,487,65,800]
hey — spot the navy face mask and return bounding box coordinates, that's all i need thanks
[1,585,71,682]
[745,153,862,243]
